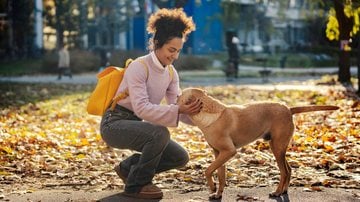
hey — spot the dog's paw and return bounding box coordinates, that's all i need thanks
[269,192,282,198]
[209,182,217,193]
[209,193,222,200]
[269,190,288,198]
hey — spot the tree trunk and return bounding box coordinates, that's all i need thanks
[55,0,64,48]
[334,0,353,84]
[356,40,360,94]
[357,65,360,96]
[6,0,14,58]
[338,50,351,82]
[79,0,88,49]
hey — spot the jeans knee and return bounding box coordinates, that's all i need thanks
[178,152,189,167]
[153,126,170,146]
[172,147,189,168]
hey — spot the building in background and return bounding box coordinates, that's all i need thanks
[233,0,313,54]
[182,0,223,54]
[0,0,319,58]
[263,0,311,53]
[124,0,312,55]
[100,0,224,55]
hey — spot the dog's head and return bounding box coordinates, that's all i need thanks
[177,88,206,106]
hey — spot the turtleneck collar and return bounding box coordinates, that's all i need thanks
[150,51,167,71]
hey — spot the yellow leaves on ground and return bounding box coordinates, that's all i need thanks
[171,85,359,190]
[0,90,115,191]
[0,82,359,192]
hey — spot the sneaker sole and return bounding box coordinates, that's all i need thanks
[122,191,163,199]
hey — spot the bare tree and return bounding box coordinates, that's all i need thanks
[6,0,34,59]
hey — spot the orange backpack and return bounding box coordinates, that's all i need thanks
[87,58,173,116]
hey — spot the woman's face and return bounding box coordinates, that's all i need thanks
[155,37,184,66]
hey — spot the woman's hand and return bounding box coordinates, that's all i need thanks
[178,99,202,115]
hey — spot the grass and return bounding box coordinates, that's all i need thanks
[0,83,94,109]
[0,58,43,76]
[239,53,338,68]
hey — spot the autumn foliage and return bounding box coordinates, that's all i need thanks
[0,82,359,194]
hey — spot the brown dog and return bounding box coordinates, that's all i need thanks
[177,88,339,199]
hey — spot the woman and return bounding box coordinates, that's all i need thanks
[57,44,72,80]
[100,8,202,199]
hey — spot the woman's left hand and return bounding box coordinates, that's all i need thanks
[178,98,202,115]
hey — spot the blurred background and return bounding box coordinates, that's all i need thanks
[0,0,359,85]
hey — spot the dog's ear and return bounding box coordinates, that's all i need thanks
[185,95,196,104]
[202,89,207,95]
[192,88,207,96]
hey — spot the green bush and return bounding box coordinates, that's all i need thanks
[41,51,58,73]
[109,50,146,67]
[173,55,210,71]
[110,51,211,71]
[239,53,339,68]
[42,50,100,73]
[0,59,42,76]
[286,54,312,68]
[70,50,100,72]
[41,50,211,73]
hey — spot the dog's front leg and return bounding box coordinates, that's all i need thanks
[211,148,227,199]
[206,145,236,199]
[207,149,219,194]
[216,164,226,199]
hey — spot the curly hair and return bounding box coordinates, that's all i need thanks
[146,8,196,50]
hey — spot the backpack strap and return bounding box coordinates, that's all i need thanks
[110,60,173,111]
[167,65,174,80]
[138,59,149,81]
[125,58,133,68]
[110,59,148,111]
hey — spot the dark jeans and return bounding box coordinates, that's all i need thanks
[100,105,189,193]
[224,60,238,79]
[58,67,72,79]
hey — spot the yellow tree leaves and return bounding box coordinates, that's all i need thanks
[327,8,340,41]
[326,2,360,48]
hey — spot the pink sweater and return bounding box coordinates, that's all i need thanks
[116,52,189,127]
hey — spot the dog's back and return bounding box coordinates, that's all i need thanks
[215,102,292,148]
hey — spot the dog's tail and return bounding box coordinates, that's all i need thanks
[290,105,339,115]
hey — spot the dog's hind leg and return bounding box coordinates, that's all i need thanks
[269,139,291,197]
[283,157,291,193]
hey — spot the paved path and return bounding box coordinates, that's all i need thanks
[0,65,357,85]
[0,66,358,86]
[3,186,359,202]
[1,67,357,92]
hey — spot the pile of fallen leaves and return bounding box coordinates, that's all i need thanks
[0,82,359,195]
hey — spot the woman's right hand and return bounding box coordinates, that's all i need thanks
[178,99,202,115]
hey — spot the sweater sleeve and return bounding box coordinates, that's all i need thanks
[125,61,180,127]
